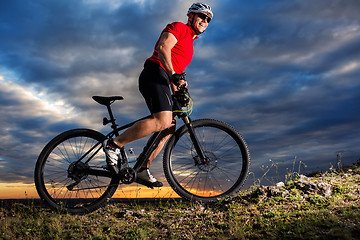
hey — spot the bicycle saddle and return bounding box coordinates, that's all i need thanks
[92,96,124,106]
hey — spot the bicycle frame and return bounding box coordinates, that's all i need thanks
[72,93,207,182]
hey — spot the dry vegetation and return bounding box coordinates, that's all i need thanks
[1,163,360,239]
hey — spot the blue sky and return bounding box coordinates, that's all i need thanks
[1,0,360,190]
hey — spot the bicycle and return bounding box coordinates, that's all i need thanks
[34,85,251,214]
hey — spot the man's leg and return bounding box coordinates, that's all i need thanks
[112,111,173,148]
[135,124,175,188]
[141,124,176,169]
[104,111,174,187]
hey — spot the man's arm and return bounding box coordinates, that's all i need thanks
[157,31,177,76]
[157,32,187,92]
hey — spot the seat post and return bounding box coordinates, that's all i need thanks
[106,104,118,133]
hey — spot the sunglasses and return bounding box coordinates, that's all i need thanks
[197,13,211,23]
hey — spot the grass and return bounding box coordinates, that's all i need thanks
[1,163,360,239]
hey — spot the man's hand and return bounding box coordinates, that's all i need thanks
[170,73,186,86]
[172,85,190,107]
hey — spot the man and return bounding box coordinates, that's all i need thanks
[104,3,213,188]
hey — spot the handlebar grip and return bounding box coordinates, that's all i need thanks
[171,73,186,86]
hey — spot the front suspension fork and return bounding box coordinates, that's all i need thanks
[183,116,207,165]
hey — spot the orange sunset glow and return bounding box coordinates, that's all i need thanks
[0,183,39,199]
[0,183,180,200]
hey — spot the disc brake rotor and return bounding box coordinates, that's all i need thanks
[196,151,218,172]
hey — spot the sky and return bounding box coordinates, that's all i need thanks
[1,0,360,199]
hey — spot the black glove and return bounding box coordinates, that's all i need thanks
[170,72,186,86]
[173,86,190,107]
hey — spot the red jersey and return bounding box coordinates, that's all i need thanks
[145,22,198,74]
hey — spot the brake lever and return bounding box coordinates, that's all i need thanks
[178,84,188,93]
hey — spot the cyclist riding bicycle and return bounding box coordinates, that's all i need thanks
[104,3,213,188]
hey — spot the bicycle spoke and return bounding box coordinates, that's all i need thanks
[166,120,249,199]
[35,129,119,213]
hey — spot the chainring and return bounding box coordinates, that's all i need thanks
[119,167,137,184]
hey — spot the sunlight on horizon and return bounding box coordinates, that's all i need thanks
[0,183,180,199]
[0,183,38,199]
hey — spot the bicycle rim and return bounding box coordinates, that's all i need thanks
[34,129,119,214]
[164,119,250,202]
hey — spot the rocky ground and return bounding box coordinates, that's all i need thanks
[1,163,360,239]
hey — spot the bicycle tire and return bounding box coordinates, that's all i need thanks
[34,129,119,214]
[163,119,250,202]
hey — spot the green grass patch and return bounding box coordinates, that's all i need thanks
[1,164,360,239]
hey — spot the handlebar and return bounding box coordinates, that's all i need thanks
[177,83,188,94]
[171,72,186,86]
[172,84,192,117]
[173,85,189,105]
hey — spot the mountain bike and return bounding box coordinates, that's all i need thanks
[34,85,251,214]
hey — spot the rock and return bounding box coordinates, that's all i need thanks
[316,181,332,197]
[294,175,332,197]
[252,172,336,202]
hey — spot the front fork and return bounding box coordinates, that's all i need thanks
[182,116,208,165]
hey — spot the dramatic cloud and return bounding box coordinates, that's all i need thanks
[0,0,359,190]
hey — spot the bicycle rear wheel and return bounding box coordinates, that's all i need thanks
[163,119,250,202]
[34,129,119,214]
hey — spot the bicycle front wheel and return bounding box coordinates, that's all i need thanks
[163,119,250,202]
[34,129,119,214]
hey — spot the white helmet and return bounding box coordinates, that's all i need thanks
[187,3,213,19]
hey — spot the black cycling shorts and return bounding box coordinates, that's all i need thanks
[139,62,173,114]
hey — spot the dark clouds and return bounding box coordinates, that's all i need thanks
[0,0,359,187]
